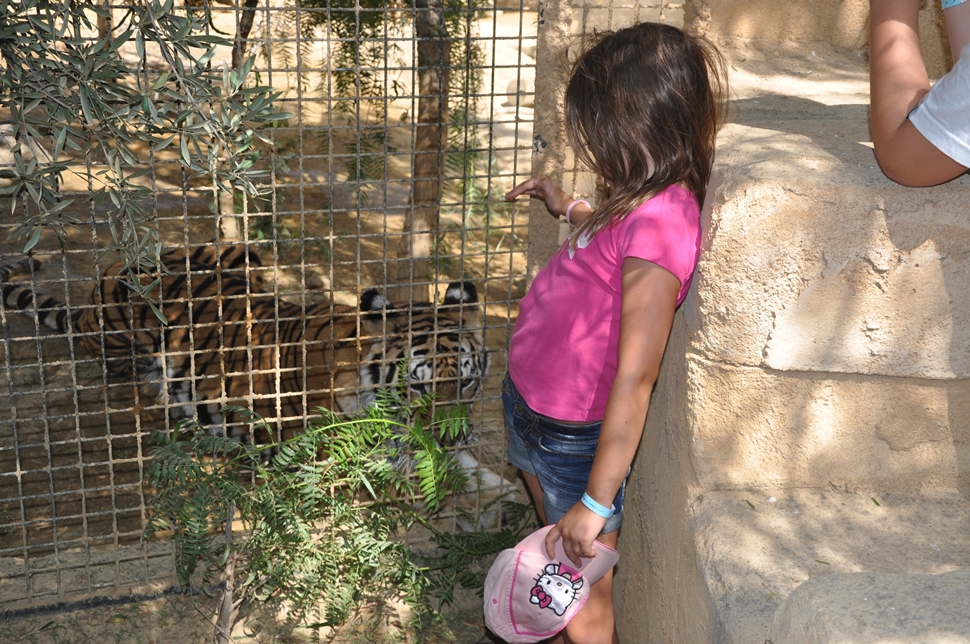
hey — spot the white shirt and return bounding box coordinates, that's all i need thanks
[909,43,970,168]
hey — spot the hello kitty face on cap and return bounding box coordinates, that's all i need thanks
[529,563,584,617]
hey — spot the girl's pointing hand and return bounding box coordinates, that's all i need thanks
[505,176,577,220]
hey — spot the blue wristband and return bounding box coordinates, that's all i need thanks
[943,0,968,9]
[581,492,615,519]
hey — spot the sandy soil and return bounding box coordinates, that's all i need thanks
[0,590,495,643]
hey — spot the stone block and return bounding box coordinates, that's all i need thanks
[689,359,970,492]
[694,81,970,381]
[694,490,970,644]
[771,570,970,644]
[690,0,868,50]
[684,0,951,76]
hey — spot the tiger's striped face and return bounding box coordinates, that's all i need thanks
[355,283,490,412]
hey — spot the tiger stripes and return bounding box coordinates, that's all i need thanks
[0,244,489,439]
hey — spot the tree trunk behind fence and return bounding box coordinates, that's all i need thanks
[390,0,450,304]
[232,0,261,70]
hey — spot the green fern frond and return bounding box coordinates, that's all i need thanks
[146,372,486,625]
[431,403,470,442]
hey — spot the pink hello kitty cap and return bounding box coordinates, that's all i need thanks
[483,525,619,643]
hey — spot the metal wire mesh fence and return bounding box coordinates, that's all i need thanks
[0,0,682,615]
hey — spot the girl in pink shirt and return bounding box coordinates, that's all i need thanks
[501,22,726,644]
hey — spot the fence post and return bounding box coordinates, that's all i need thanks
[526,0,571,283]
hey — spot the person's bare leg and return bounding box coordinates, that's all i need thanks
[522,471,548,524]
[519,471,569,644]
[520,470,620,644]
[560,530,620,644]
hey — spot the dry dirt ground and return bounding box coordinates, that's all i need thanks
[0,590,498,643]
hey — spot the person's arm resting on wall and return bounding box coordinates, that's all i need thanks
[870,0,969,186]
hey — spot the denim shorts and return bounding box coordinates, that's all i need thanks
[502,373,626,534]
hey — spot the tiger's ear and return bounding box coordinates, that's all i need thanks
[442,281,478,305]
[360,288,388,312]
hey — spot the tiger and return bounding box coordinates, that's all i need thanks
[0,243,490,441]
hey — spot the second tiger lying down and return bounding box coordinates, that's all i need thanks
[0,244,490,439]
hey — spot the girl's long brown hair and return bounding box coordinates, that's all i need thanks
[565,23,727,238]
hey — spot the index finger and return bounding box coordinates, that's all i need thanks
[505,178,539,201]
[544,525,561,559]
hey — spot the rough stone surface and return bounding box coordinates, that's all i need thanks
[771,570,970,644]
[686,0,870,50]
[696,490,970,643]
[684,0,952,77]
[616,313,714,644]
[693,63,970,381]
[701,129,970,381]
[689,360,970,494]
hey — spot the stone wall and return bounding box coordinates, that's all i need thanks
[687,0,952,77]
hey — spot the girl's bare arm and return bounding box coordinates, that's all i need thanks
[546,257,680,565]
[870,0,967,185]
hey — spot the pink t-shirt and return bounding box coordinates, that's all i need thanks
[508,184,701,422]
